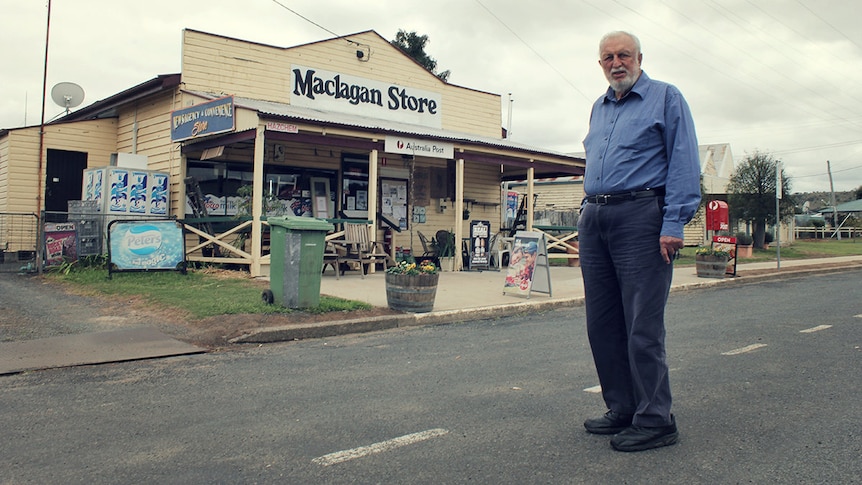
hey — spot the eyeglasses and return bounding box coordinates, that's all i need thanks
[601,52,635,64]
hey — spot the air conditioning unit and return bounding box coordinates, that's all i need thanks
[109,152,148,170]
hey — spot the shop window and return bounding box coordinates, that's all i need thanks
[186,160,335,218]
[380,177,409,230]
[342,154,369,219]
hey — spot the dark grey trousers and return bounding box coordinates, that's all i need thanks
[577,197,674,427]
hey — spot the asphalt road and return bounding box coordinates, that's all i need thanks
[1,270,860,484]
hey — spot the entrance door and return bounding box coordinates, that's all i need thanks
[310,177,333,219]
[45,149,88,221]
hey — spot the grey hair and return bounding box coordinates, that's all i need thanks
[599,31,642,56]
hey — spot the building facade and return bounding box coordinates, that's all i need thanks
[0,29,584,276]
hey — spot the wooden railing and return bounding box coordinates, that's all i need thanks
[533,225,579,259]
[180,216,373,268]
[794,226,859,239]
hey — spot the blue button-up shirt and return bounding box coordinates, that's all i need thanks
[583,71,701,239]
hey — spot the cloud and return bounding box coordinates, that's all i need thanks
[3,0,861,193]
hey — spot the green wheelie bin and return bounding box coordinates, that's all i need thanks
[264,216,334,308]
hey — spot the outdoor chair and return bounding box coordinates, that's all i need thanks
[333,222,394,278]
[321,241,341,279]
[417,231,440,267]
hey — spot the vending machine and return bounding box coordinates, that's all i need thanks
[82,167,170,217]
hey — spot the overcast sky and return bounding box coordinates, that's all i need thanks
[4,0,862,194]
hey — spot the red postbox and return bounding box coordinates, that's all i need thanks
[706,200,729,232]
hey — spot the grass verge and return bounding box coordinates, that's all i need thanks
[676,238,862,266]
[550,238,862,266]
[46,267,371,319]
[42,239,862,318]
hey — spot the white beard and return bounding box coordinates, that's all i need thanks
[609,69,638,95]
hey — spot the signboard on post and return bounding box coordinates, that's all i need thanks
[43,222,78,267]
[107,220,186,278]
[468,220,490,270]
[712,235,738,277]
[503,231,551,298]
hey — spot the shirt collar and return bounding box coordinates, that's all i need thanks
[603,70,650,103]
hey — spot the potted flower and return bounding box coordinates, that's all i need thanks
[431,230,456,271]
[735,232,754,258]
[385,259,440,313]
[695,246,731,278]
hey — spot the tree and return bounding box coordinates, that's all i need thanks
[855,185,862,200]
[726,151,795,249]
[391,30,451,82]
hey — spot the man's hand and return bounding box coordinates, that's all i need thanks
[659,235,685,264]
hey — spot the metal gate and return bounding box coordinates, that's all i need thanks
[0,212,39,272]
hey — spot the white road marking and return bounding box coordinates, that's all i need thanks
[312,428,449,466]
[855,314,862,319]
[583,385,602,393]
[800,325,832,333]
[721,343,767,355]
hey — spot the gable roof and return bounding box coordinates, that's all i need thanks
[51,74,181,123]
[700,143,735,194]
[818,199,862,213]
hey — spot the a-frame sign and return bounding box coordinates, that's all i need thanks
[503,231,551,298]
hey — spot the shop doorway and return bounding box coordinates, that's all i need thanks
[45,149,87,221]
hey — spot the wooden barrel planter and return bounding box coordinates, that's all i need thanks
[696,254,728,278]
[385,273,439,313]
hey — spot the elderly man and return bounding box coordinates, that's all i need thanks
[578,31,701,452]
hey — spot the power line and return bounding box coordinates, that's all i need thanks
[269,0,362,47]
[794,0,862,51]
[473,0,592,102]
[270,0,341,39]
[790,163,862,179]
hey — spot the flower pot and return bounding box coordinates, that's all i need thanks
[695,254,728,278]
[438,256,455,272]
[736,244,753,259]
[385,272,439,313]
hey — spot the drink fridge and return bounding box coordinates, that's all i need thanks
[81,167,170,217]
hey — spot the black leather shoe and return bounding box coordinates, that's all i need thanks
[584,411,634,435]
[610,416,678,452]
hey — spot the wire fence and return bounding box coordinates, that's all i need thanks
[0,212,39,271]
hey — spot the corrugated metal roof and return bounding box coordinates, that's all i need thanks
[818,199,862,213]
[185,91,581,162]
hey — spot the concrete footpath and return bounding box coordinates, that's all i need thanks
[229,255,862,343]
[3,255,861,375]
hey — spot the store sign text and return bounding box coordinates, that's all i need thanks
[170,96,236,142]
[385,136,454,159]
[291,65,442,129]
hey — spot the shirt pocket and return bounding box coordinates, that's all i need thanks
[615,118,662,152]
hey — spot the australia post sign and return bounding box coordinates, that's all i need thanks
[291,65,443,129]
[385,135,454,159]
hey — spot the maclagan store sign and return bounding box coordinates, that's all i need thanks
[291,65,443,129]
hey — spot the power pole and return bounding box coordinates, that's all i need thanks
[775,161,781,269]
[827,160,840,240]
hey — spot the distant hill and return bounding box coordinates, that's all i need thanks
[791,190,859,212]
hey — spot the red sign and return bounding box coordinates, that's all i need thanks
[712,235,738,276]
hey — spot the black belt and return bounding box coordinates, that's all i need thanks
[583,187,665,205]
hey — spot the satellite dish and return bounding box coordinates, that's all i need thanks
[51,82,85,114]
